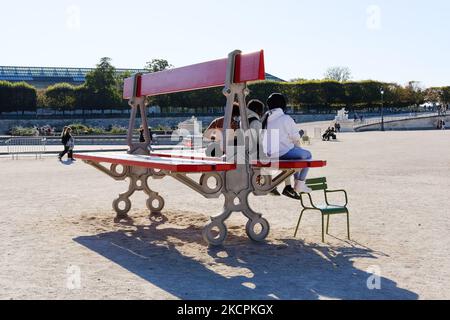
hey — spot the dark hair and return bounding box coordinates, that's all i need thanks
[247,99,265,117]
[267,93,287,111]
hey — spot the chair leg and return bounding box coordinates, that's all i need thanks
[321,214,325,242]
[294,210,305,237]
[326,215,330,234]
[346,211,351,240]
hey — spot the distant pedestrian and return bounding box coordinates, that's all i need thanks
[139,126,153,143]
[335,122,341,132]
[58,126,75,161]
[139,126,145,143]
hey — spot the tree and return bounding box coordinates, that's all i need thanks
[44,83,76,114]
[84,57,123,111]
[404,81,425,108]
[144,59,173,73]
[441,87,450,105]
[0,81,37,114]
[324,67,352,82]
[289,78,308,82]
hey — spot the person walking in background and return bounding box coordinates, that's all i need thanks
[58,126,75,161]
[335,122,341,132]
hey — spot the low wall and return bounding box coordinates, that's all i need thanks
[355,115,450,132]
[0,114,336,134]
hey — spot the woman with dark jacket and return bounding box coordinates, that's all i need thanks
[58,127,75,161]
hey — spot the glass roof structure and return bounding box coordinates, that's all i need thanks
[0,66,285,85]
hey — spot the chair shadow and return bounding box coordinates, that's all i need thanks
[74,213,418,300]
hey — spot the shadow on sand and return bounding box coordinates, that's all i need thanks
[60,159,76,166]
[74,213,418,300]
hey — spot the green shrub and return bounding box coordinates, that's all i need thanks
[10,126,39,136]
[109,126,127,134]
[68,123,105,135]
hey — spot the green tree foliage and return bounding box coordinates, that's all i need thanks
[425,86,450,105]
[0,81,37,114]
[84,57,124,110]
[404,81,425,107]
[441,87,450,104]
[144,59,173,73]
[43,83,76,113]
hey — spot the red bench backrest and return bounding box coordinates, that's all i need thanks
[123,50,265,99]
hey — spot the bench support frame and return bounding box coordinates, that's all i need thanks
[85,160,166,219]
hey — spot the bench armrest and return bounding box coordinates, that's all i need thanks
[325,189,348,207]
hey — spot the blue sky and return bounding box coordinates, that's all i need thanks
[1,0,449,87]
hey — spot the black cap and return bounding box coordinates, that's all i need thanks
[267,93,287,110]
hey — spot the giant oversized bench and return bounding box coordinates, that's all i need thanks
[74,50,327,246]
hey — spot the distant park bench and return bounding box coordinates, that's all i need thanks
[6,137,47,159]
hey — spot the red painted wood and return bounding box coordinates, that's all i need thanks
[151,152,225,162]
[152,152,326,169]
[74,153,237,173]
[123,50,265,98]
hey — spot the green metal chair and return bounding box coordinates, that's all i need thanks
[294,177,350,242]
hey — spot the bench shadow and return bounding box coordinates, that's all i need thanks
[74,213,418,300]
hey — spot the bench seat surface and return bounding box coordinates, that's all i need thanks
[74,153,237,173]
[151,150,327,169]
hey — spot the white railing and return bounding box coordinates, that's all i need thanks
[353,112,440,130]
[5,137,47,159]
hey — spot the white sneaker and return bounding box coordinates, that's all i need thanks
[294,180,312,194]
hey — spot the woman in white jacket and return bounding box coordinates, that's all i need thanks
[263,93,313,194]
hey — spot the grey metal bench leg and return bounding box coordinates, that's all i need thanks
[84,161,167,220]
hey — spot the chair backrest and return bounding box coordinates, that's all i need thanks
[305,177,327,191]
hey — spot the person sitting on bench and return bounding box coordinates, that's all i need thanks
[263,93,313,195]
[246,99,284,197]
[246,99,265,158]
[322,127,337,141]
[204,103,240,157]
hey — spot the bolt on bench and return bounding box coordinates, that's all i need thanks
[74,50,327,246]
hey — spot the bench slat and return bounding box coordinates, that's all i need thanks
[309,183,328,191]
[254,160,327,169]
[74,153,237,173]
[123,51,265,98]
[152,152,327,170]
[306,177,327,185]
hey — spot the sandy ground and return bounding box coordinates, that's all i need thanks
[0,129,449,300]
